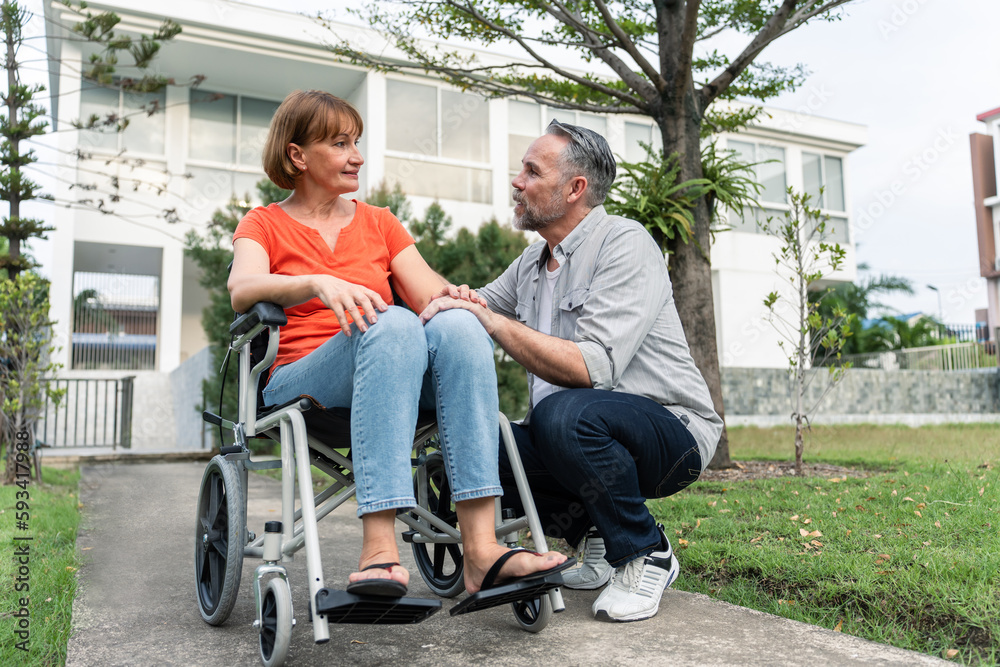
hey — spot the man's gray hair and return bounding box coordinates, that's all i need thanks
[546,119,616,207]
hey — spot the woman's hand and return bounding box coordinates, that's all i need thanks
[313,274,388,335]
[429,283,487,307]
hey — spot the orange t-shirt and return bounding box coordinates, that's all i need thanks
[232,200,415,369]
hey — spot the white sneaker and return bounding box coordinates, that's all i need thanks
[562,529,612,590]
[592,527,678,622]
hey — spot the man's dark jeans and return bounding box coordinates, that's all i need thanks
[500,389,702,567]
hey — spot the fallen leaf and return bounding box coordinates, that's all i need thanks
[790,514,799,521]
[891,489,897,496]
[718,509,731,513]
[935,521,942,528]
[833,619,843,632]
[708,501,717,507]
[803,518,812,525]
[81,547,93,551]
[807,530,823,538]
[903,496,915,502]
[915,511,922,517]
[946,649,959,658]
[916,503,926,510]
[351,640,367,645]
[874,534,882,539]
[750,536,763,544]
[678,538,689,548]
[811,540,824,547]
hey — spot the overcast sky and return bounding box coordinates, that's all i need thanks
[20,0,1000,324]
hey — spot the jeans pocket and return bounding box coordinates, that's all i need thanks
[654,446,703,498]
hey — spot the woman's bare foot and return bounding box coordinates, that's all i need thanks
[347,560,410,586]
[463,544,567,595]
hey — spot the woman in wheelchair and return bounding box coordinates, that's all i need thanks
[228,90,570,601]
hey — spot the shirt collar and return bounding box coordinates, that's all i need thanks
[535,205,606,268]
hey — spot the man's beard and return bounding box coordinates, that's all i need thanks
[512,188,566,232]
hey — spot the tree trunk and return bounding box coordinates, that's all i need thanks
[656,84,733,470]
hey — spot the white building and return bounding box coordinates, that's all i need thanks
[41,0,863,445]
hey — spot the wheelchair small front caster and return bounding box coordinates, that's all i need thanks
[258,577,293,667]
[511,593,553,633]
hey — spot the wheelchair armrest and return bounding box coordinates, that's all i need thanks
[230,302,287,336]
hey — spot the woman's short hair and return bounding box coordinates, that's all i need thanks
[262,90,364,190]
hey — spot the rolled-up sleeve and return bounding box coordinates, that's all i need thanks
[572,227,668,390]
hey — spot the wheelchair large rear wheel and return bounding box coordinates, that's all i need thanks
[195,455,245,625]
[512,593,553,633]
[411,451,465,597]
[259,578,292,667]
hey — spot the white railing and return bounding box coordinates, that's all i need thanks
[833,341,997,372]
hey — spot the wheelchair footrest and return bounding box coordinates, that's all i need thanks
[314,589,441,624]
[448,575,562,617]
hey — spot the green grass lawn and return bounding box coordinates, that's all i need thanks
[655,424,1000,665]
[0,467,81,667]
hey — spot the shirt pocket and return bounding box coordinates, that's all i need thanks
[557,287,588,338]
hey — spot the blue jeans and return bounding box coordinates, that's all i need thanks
[263,306,501,517]
[500,389,702,567]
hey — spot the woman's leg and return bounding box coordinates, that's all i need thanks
[264,306,428,580]
[419,309,501,503]
[421,310,567,591]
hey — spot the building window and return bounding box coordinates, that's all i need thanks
[385,79,491,203]
[727,140,788,234]
[188,89,279,169]
[624,121,663,163]
[803,152,849,244]
[72,271,159,370]
[79,80,166,156]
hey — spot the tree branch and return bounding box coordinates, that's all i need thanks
[537,0,658,99]
[675,0,702,99]
[589,0,666,92]
[698,0,852,107]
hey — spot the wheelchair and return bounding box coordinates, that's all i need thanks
[195,302,567,667]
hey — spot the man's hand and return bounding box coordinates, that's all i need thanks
[429,283,487,307]
[419,295,498,335]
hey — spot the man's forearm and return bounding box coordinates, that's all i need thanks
[491,315,592,388]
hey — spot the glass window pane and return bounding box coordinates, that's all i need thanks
[189,90,236,163]
[239,97,279,168]
[625,122,651,163]
[577,113,606,136]
[387,80,437,155]
[509,133,534,173]
[824,156,845,211]
[121,89,166,155]
[79,81,119,151]
[825,216,849,245]
[385,157,491,203]
[441,90,489,162]
[546,108,576,125]
[509,100,539,136]
[757,145,786,204]
[802,152,823,208]
[185,166,235,214]
[727,140,755,163]
[509,101,540,172]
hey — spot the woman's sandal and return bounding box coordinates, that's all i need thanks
[345,562,408,598]
[449,549,577,616]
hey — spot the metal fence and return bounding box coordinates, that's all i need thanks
[36,377,134,448]
[831,341,997,372]
[72,271,159,370]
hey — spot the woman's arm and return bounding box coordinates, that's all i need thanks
[229,237,387,335]
[389,245,452,313]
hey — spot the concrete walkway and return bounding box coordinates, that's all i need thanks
[67,462,949,667]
